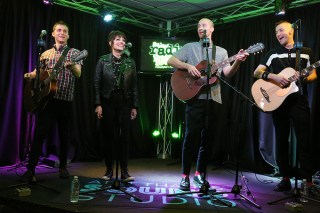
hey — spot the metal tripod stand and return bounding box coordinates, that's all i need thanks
[79,158,142,202]
[207,74,261,209]
[80,108,142,202]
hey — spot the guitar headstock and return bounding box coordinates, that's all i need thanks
[246,43,265,54]
[72,49,88,62]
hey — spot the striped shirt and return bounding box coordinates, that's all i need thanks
[40,44,81,101]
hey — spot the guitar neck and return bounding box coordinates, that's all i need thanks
[288,60,320,82]
[212,54,238,73]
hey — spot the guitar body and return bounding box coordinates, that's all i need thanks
[171,60,218,102]
[251,68,298,112]
[23,49,88,113]
[170,43,265,102]
[23,71,57,112]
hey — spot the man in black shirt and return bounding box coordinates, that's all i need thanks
[253,20,317,192]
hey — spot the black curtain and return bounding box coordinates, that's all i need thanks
[1,0,319,175]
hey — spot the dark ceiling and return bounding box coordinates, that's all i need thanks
[54,0,320,35]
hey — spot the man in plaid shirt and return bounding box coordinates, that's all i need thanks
[23,20,82,182]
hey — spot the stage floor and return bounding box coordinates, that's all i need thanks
[0,158,319,213]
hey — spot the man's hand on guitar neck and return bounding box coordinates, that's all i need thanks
[24,70,36,79]
[65,61,81,78]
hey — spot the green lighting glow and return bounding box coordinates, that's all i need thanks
[152,130,160,137]
[171,132,179,139]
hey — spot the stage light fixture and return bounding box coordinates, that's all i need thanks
[275,0,292,15]
[171,132,179,139]
[103,14,113,22]
[43,0,54,5]
[152,130,160,137]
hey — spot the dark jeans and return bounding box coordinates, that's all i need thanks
[181,99,217,175]
[272,93,314,181]
[27,98,72,171]
[100,93,131,171]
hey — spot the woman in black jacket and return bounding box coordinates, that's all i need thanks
[94,30,139,183]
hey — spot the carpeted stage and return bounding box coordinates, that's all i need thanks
[0,158,319,213]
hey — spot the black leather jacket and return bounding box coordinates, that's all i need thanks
[94,53,139,108]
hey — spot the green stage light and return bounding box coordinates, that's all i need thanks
[171,132,179,139]
[152,130,160,137]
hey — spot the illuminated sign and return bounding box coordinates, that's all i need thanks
[148,42,182,69]
[140,37,190,74]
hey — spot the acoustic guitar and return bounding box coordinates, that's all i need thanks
[251,60,320,112]
[24,49,88,112]
[171,43,264,102]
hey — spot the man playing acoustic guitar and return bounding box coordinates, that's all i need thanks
[167,18,248,191]
[253,20,317,194]
[23,20,82,182]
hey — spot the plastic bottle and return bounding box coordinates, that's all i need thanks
[300,179,308,203]
[70,176,80,203]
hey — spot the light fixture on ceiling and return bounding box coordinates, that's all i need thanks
[275,0,292,15]
[103,13,113,22]
[98,5,114,22]
[43,0,54,5]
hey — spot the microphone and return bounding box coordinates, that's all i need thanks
[203,29,207,38]
[125,42,132,48]
[291,20,300,29]
[39,30,47,39]
[202,29,209,47]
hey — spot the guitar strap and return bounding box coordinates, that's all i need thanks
[211,45,216,63]
[210,44,222,104]
[52,46,71,75]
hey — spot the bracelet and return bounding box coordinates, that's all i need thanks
[262,71,270,80]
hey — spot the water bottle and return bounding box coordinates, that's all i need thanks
[300,179,308,203]
[70,176,80,203]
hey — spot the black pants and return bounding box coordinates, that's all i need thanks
[181,99,217,175]
[100,93,131,171]
[27,99,72,171]
[272,93,314,181]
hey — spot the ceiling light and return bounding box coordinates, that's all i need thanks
[103,14,113,22]
[43,0,54,5]
[275,0,292,15]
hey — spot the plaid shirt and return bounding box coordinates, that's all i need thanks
[40,44,81,101]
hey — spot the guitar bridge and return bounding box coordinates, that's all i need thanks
[260,87,270,103]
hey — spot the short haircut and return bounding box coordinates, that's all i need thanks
[52,20,69,32]
[107,30,127,43]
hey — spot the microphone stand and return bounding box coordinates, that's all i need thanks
[34,37,46,90]
[209,72,262,209]
[7,35,47,172]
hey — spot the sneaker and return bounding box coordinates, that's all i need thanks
[121,170,134,183]
[59,168,70,179]
[179,176,190,191]
[274,179,292,191]
[21,170,37,183]
[193,174,210,188]
[102,169,113,181]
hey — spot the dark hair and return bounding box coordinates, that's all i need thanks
[52,20,69,32]
[107,30,127,43]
